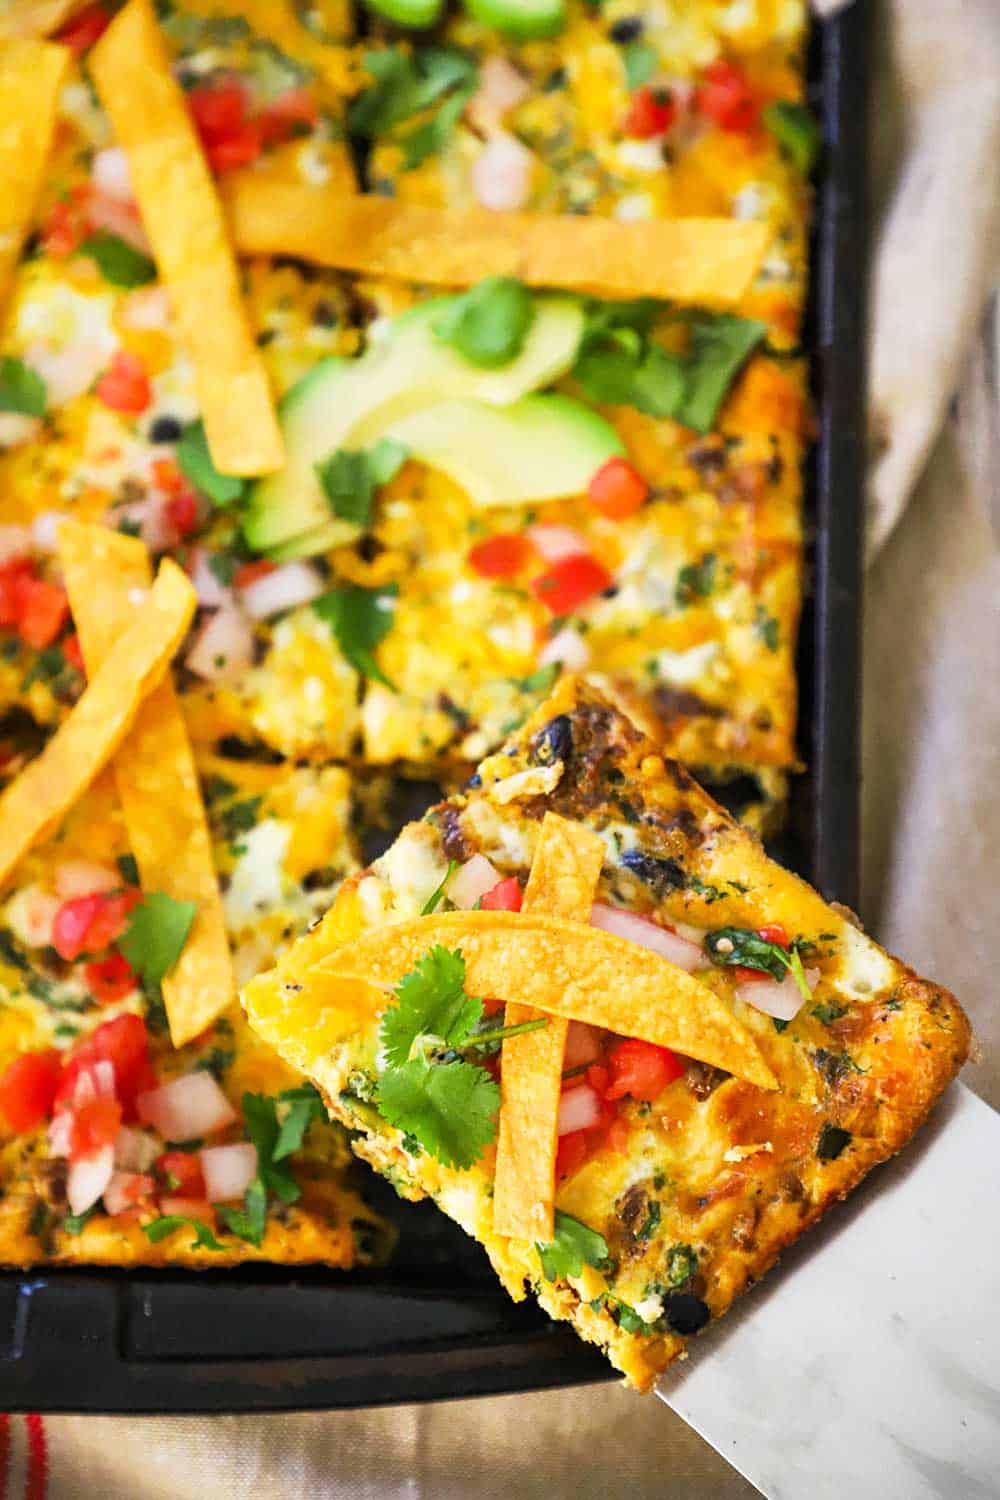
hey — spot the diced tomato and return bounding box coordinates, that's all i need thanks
[69,1095,123,1161]
[166,488,199,538]
[85,951,137,1005]
[56,3,111,56]
[0,560,31,627]
[531,554,612,615]
[204,122,264,174]
[62,632,85,674]
[757,923,789,947]
[95,351,152,414]
[468,532,534,579]
[259,88,319,145]
[623,86,676,139]
[56,1014,150,1117]
[156,1150,206,1197]
[14,574,70,650]
[188,80,248,143]
[606,1115,631,1154]
[0,1050,62,1133]
[605,1037,683,1101]
[151,457,186,494]
[52,887,139,961]
[698,60,758,132]
[588,457,649,519]
[233,559,276,588]
[555,1129,588,1180]
[585,1063,610,1096]
[480,876,523,912]
[41,185,91,259]
[159,1195,217,1228]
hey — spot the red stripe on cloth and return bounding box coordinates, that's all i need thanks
[0,1412,9,1500]
[24,1415,45,1500]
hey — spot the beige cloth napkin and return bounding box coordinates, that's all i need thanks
[15,2,1000,1495]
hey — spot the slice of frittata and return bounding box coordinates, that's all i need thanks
[244,677,970,1390]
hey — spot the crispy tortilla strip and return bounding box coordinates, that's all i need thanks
[0,558,196,891]
[493,814,605,1243]
[58,522,235,1047]
[89,0,283,476]
[0,39,68,310]
[225,180,769,307]
[0,1,80,39]
[318,911,777,1091]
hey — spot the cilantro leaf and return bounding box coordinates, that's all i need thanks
[0,356,46,417]
[117,892,197,991]
[79,231,156,288]
[348,48,476,139]
[764,100,821,175]
[536,1210,609,1282]
[421,860,457,915]
[273,1083,326,1161]
[432,278,535,368]
[61,1207,97,1236]
[674,315,766,433]
[400,86,475,169]
[316,438,408,527]
[377,1055,499,1169]
[379,944,482,1068]
[675,552,716,607]
[144,1216,226,1251]
[705,926,814,1000]
[241,1092,300,1203]
[622,41,657,91]
[313,583,398,688]
[218,1178,268,1246]
[176,420,245,506]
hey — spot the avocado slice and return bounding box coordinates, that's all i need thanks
[243,294,584,557]
[461,0,566,39]
[383,394,624,507]
[362,0,443,26]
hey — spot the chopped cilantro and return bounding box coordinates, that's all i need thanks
[514,663,559,694]
[754,605,780,652]
[316,438,408,527]
[241,1092,300,1203]
[144,1216,227,1251]
[636,1200,661,1241]
[118,892,196,992]
[194,1047,234,1080]
[536,1210,609,1282]
[664,1242,698,1287]
[273,1083,325,1161]
[313,583,398,689]
[380,946,484,1069]
[421,861,457,915]
[675,552,716,607]
[622,41,657,91]
[764,100,821,175]
[812,1001,847,1025]
[176,420,245,507]
[816,1123,851,1161]
[432,278,535,368]
[79,231,156,288]
[705,926,813,1000]
[674,316,767,433]
[28,1200,50,1241]
[814,1048,863,1086]
[0,356,46,417]
[348,47,477,144]
[218,796,263,843]
[61,1207,97,1236]
[207,552,238,588]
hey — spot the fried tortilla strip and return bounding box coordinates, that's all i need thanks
[318,911,777,1090]
[58,523,235,1047]
[0,557,196,890]
[89,0,283,476]
[224,180,770,307]
[0,38,68,310]
[493,813,605,1242]
[0,1,80,39]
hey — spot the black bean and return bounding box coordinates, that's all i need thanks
[530,714,573,766]
[663,1293,710,1335]
[542,67,568,92]
[149,415,182,443]
[621,849,685,893]
[610,16,643,42]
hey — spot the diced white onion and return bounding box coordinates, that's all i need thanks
[67,1145,115,1216]
[735,968,820,1023]
[448,854,501,910]
[590,902,705,972]
[114,1125,160,1172]
[91,147,133,202]
[69,1059,116,1110]
[86,192,151,254]
[24,339,107,407]
[121,285,171,331]
[185,602,254,682]
[188,548,232,609]
[563,1020,601,1069]
[54,860,120,901]
[557,1084,602,1136]
[469,57,529,126]
[103,1170,152,1217]
[5,884,59,949]
[31,511,67,553]
[471,133,535,212]
[47,1110,73,1159]
[0,524,31,562]
[538,625,590,671]
[137,1072,237,1142]
[525,524,588,563]
[0,414,41,449]
[200,1142,257,1202]
[238,561,324,620]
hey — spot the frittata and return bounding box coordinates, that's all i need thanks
[245,677,971,1389]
